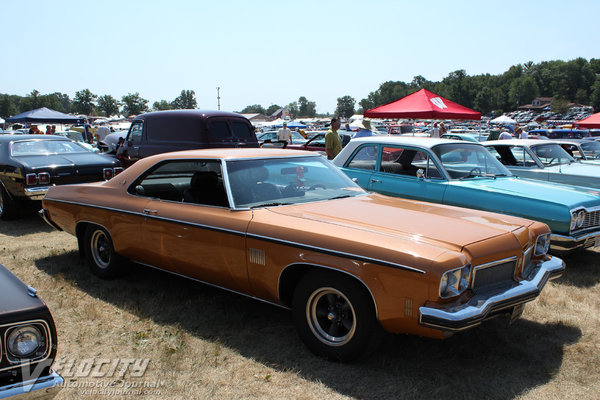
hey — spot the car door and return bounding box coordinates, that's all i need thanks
[367,145,447,203]
[488,145,550,182]
[130,159,251,293]
[338,144,378,188]
[117,121,143,167]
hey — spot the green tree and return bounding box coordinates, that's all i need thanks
[172,90,197,109]
[265,104,281,116]
[97,95,120,117]
[589,77,600,111]
[0,95,17,118]
[20,90,42,111]
[121,93,149,116]
[574,88,588,105]
[73,89,97,115]
[297,96,317,117]
[335,95,355,118]
[53,92,71,113]
[551,95,570,114]
[508,76,539,109]
[240,104,266,114]
[286,101,299,118]
[153,100,173,111]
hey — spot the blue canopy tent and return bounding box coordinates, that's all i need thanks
[5,107,85,124]
[284,120,307,129]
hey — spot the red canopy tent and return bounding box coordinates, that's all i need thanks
[364,89,481,120]
[574,112,600,129]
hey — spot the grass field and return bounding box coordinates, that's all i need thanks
[1,211,599,399]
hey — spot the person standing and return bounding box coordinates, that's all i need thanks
[277,122,293,144]
[430,122,440,138]
[325,117,342,160]
[354,119,374,138]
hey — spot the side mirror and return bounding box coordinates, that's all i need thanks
[351,178,358,183]
[416,169,425,179]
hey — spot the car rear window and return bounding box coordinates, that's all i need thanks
[11,140,88,156]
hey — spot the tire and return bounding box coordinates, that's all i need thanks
[0,185,19,220]
[292,271,384,362]
[83,225,125,279]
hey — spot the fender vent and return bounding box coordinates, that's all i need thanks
[249,248,265,266]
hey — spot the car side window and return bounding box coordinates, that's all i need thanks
[130,160,229,207]
[379,146,441,178]
[232,122,253,139]
[346,145,377,171]
[129,122,143,144]
[501,146,536,167]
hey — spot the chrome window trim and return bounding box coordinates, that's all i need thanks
[1,319,52,371]
[48,199,425,274]
[471,256,517,287]
[278,263,380,318]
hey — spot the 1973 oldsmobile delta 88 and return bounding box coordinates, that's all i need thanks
[40,149,564,361]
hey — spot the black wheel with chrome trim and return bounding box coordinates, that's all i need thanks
[0,185,19,220]
[84,225,125,279]
[292,271,383,361]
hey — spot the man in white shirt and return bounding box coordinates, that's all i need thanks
[430,122,440,138]
[277,122,292,143]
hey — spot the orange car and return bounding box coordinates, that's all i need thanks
[40,149,565,361]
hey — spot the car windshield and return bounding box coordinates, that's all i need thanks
[531,143,575,166]
[225,156,365,208]
[432,143,512,179]
[580,141,600,159]
[10,140,89,156]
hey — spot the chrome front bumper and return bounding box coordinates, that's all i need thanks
[0,370,63,399]
[551,231,600,252]
[419,256,565,332]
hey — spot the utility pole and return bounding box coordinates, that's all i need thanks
[216,87,221,110]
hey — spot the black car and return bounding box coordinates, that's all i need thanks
[116,110,259,168]
[0,135,122,219]
[0,263,63,398]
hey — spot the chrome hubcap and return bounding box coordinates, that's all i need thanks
[306,287,356,346]
[91,230,111,269]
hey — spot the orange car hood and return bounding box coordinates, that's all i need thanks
[266,194,529,251]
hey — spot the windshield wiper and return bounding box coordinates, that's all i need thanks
[251,202,292,208]
[329,194,352,200]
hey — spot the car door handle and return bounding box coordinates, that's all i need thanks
[370,179,381,183]
[143,209,158,215]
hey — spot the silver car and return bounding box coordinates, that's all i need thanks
[484,139,600,189]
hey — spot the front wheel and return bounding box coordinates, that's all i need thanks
[292,271,384,361]
[84,225,125,279]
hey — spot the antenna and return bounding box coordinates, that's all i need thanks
[216,87,221,110]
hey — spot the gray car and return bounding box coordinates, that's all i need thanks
[484,139,600,189]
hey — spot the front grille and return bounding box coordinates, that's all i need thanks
[583,210,600,230]
[472,258,516,292]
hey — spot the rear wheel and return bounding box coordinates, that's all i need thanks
[0,186,19,220]
[83,225,125,279]
[292,271,384,362]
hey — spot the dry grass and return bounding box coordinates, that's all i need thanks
[1,211,599,399]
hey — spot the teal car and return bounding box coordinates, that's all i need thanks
[334,137,600,253]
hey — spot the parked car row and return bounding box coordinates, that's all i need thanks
[2,110,598,396]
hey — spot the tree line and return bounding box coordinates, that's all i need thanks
[1,58,599,120]
[0,89,198,119]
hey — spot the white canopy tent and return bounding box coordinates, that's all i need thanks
[490,115,517,124]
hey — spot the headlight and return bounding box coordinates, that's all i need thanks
[534,233,551,256]
[439,264,471,298]
[7,325,43,358]
[571,209,587,231]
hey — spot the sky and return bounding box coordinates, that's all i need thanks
[1,0,599,114]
